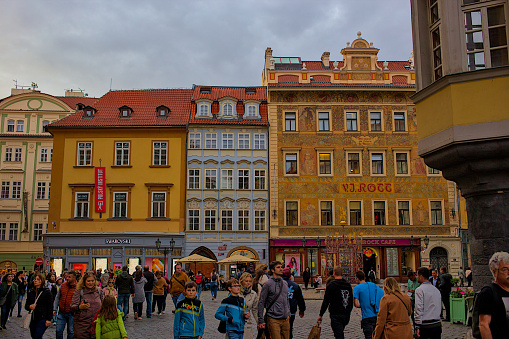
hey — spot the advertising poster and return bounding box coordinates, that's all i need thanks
[114,264,122,276]
[152,258,164,272]
[284,253,301,277]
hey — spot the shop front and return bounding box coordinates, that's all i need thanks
[44,233,184,277]
[271,237,422,283]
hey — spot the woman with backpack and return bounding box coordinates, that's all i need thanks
[71,272,103,338]
[210,268,218,300]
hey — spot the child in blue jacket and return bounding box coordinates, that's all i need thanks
[215,278,249,339]
[173,281,205,339]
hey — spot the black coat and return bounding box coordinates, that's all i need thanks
[143,270,156,292]
[25,288,53,322]
[302,270,311,283]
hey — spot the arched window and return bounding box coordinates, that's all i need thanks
[223,103,233,116]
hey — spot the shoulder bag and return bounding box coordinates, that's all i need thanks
[23,290,43,329]
[0,284,12,306]
[256,279,284,339]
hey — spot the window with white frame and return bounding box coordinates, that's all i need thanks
[33,223,44,241]
[9,223,18,241]
[395,153,409,175]
[188,169,200,189]
[285,112,296,131]
[394,112,406,131]
[222,103,234,116]
[198,104,210,117]
[50,149,53,162]
[371,153,384,175]
[205,133,217,149]
[75,193,90,218]
[1,181,10,199]
[346,112,358,131]
[153,142,168,166]
[221,210,233,230]
[14,148,22,162]
[222,133,234,149]
[254,170,266,190]
[370,112,382,131]
[77,142,92,166]
[0,223,6,240]
[113,192,128,218]
[189,133,201,149]
[4,148,12,162]
[238,169,249,189]
[246,104,258,117]
[431,26,443,80]
[318,112,330,131]
[319,153,332,175]
[286,201,298,226]
[285,153,298,175]
[205,169,217,189]
[238,133,250,149]
[151,192,166,218]
[12,181,21,199]
[320,201,333,226]
[428,167,441,175]
[254,134,266,149]
[348,153,361,175]
[115,142,130,166]
[221,169,233,189]
[36,182,46,200]
[188,209,200,231]
[374,201,386,225]
[16,120,24,132]
[40,148,49,162]
[398,201,411,225]
[205,210,216,231]
[7,120,14,132]
[349,201,362,225]
[255,210,266,230]
[430,201,443,225]
[238,210,249,231]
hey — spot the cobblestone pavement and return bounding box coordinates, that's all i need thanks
[3,291,469,338]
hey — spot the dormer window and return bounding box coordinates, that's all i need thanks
[223,103,233,116]
[119,106,132,118]
[197,102,212,118]
[200,87,211,94]
[83,106,96,118]
[157,105,170,117]
[244,103,260,119]
[245,88,257,95]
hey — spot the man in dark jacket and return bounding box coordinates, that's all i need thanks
[282,267,306,339]
[317,266,353,339]
[142,265,156,318]
[115,265,134,320]
[439,266,452,321]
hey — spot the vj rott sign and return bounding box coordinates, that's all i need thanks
[95,167,106,213]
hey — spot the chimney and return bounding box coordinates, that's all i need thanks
[321,52,330,68]
[65,89,85,97]
[265,47,273,69]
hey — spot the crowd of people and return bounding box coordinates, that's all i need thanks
[0,251,507,338]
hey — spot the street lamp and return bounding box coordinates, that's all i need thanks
[155,237,175,276]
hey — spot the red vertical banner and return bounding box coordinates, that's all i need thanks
[95,167,106,213]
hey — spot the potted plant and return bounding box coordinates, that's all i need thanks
[450,288,474,324]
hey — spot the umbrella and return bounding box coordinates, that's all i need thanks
[176,253,216,273]
[217,254,257,264]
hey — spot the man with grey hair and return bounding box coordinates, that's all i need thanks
[476,251,509,338]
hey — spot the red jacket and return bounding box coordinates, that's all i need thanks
[58,282,76,313]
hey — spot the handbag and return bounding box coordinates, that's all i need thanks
[308,323,321,339]
[0,284,12,306]
[218,319,227,333]
[23,289,43,329]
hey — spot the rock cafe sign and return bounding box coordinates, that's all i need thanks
[95,167,106,213]
[341,182,394,193]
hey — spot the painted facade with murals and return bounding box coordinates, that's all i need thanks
[262,33,463,282]
[0,88,95,274]
[185,86,269,277]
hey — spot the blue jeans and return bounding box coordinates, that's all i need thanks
[145,291,153,317]
[210,281,218,299]
[117,293,130,317]
[30,318,48,339]
[56,312,74,339]
[17,293,24,316]
[227,330,244,339]
[196,284,202,300]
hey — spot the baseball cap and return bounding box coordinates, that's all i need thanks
[283,267,291,277]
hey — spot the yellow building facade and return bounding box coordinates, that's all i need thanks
[263,34,462,282]
[46,89,192,275]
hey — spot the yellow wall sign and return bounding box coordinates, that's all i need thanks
[340,182,394,193]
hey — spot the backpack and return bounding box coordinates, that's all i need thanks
[195,274,202,284]
[211,273,217,282]
[471,283,504,338]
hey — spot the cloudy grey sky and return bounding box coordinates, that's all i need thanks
[0,0,413,99]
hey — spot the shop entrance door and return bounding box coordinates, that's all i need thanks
[70,263,87,274]
[363,248,377,281]
[430,247,448,271]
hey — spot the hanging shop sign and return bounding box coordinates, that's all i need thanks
[95,167,106,213]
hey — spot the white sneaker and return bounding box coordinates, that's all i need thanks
[162,311,165,314]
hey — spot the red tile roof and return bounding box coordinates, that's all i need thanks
[392,75,409,84]
[277,75,299,83]
[49,89,193,128]
[190,86,268,126]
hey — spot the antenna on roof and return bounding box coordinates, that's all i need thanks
[13,80,18,88]
[110,78,112,91]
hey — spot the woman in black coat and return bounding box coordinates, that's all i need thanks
[302,267,311,289]
[25,273,53,339]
